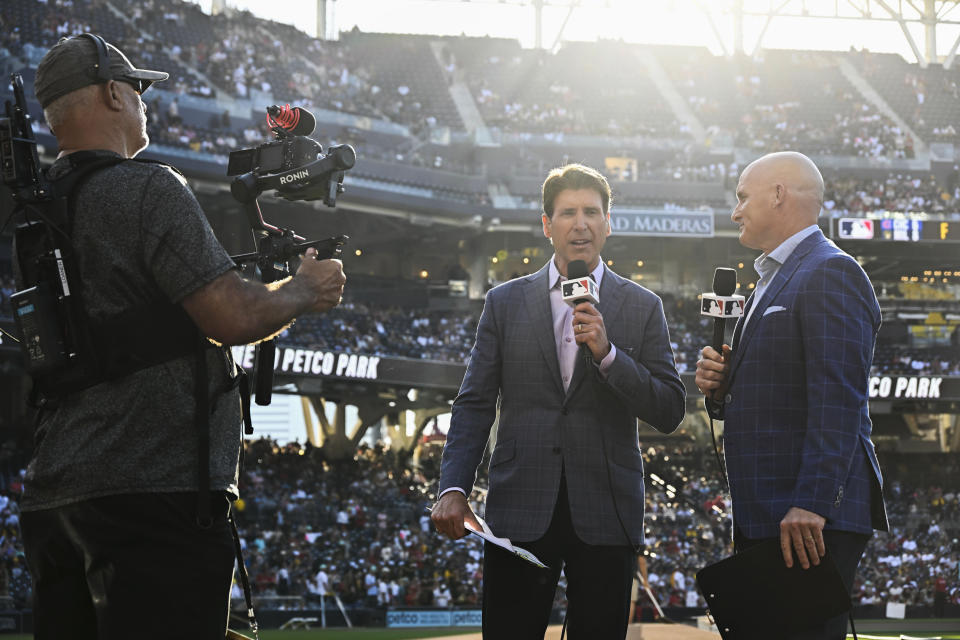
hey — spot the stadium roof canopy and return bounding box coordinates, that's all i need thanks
[217,0,960,67]
[419,0,960,65]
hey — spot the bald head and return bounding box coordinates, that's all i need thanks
[732,152,825,253]
[744,151,824,220]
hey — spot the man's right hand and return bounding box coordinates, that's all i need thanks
[431,491,481,540]
[695,345,731,401]
[296,248,346,313]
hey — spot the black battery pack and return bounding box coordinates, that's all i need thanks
[11,284,68,375]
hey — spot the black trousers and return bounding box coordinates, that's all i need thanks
[734,528,870,640]
[23,492,236,640]
[481,475,635,639]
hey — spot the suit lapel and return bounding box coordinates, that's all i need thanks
[730,291,755,350]
[565,266,626,400]
[523,264,565,395]
[729,231,825,377]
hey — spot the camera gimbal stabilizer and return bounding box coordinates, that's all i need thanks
[228,105,355,406]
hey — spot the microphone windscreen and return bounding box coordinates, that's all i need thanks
[712,267,737,296]
[567,259,589,279]
[290,107,316,136]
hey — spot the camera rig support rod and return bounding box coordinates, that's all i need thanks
[230,198,347,406]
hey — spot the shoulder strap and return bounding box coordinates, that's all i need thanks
[31,154,204,397]
[48,153,128,198]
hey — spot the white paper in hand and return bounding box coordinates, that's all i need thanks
[465,515,549,569]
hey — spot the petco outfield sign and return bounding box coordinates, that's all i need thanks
[868,376,948,399]
[386,609,482,628]
[229,345,467,391]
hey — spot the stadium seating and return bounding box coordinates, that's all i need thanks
[850,50,960,145]
[1,0,960,624]
[230,440,959,615]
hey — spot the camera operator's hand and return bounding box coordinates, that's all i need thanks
[182,247,346,346]
[296,247,346,313]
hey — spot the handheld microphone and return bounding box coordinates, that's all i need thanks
[564,259,599,365]
[266,104,316,136]
[701,267,744,354]
[561,260,599,307]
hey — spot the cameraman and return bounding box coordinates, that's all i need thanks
[18,35,345,639]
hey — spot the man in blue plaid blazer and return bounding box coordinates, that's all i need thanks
[432,165,685,639]
[696,152,888,640]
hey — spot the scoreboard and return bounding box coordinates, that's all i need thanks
[835,218,960,242]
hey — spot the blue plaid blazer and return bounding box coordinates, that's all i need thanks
[709,230,888,539]
[439,262,686,545]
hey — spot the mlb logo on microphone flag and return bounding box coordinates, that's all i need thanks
[701,293,746,318]
[562,279,590,298]
[725,299,743,316]
[561,276,599,306]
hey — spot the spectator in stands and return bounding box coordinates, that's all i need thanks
[433,163,685,639]
[696,151,888,640]
[19,34,345,640]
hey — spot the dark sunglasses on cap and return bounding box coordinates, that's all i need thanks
[115,76,146,95]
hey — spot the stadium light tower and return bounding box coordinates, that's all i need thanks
[313,0,334,40]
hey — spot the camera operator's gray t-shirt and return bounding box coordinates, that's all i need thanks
[21,151,242,511]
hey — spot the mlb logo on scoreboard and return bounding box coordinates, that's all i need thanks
[839,219,874,240]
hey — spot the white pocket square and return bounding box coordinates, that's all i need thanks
[763,305,787,316]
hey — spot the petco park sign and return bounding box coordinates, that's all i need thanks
[229,345,467,391]
[869,376,943,399]
[231,345,379,379]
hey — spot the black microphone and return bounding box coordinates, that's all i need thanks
[565,259,597,366]
[266,104,316,136]
[709,267,737,353]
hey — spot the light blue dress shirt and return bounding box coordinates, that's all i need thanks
[742,224,820,330]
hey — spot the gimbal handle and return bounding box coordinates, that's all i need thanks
[228,197,348,406]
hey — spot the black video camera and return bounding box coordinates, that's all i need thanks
[227,104,355,207]
[226,104,356,407]
[1,74,44,200]
[2,73,99,378]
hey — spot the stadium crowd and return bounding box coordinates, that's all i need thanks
[5,0,960,218]
[197,440,960,615]
[823,172,960,216]
[3,0,958,163]
[855,455,960,611]
[1,0,959,629]
[0,432,952,617]
[278,302,479,364]
[2,277,958,376]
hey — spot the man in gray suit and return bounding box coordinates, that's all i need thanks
[432,164,685,638]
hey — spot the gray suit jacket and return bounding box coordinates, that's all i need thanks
[439,261,685,545]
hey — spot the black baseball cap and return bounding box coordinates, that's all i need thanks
[35,34,169,109]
